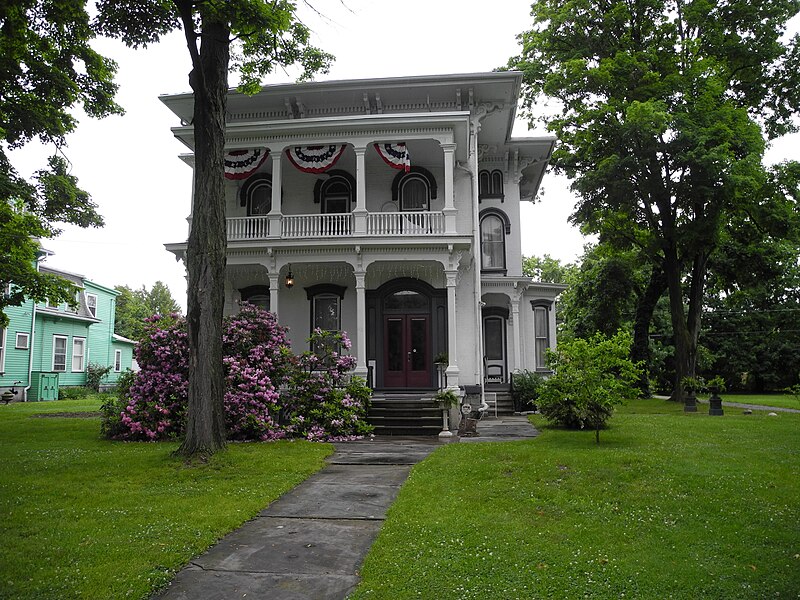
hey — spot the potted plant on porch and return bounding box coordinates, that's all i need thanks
[434,388,459,410]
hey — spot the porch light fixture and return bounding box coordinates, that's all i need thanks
[285,265,295,289]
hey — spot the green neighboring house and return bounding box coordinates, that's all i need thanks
[0,261,136,401]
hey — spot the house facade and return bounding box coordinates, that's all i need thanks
[162,72,564,407]
[0,255,136,401]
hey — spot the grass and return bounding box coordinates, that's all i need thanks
[0,396,333,599]
[351,398,800,599]
[714,393,800,411]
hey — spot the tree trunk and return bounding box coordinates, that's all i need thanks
[663,245,690,403]
[631,263,667,396]
[175,10,230,458]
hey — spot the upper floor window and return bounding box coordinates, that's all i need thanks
[315,170,355,214]
[240,173,273,216]
[86,293,97,318]
[479,169,504,201]
[391,166,437,212]
[479,209,510,272]
[16,332,29,350]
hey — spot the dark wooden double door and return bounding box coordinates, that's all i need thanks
[383,315,430,388]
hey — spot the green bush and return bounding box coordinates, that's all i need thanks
[510,370,544,412]
[537,331,641,443]
[59,386,89,400]
[85,363,112,392]
[99,369,135,439]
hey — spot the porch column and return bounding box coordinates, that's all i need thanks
[444,269,460,386]
[268,273,280,318]
[268,151,282,237]
[353,271,368,378]
[353,146,368,235]
[510,296,522,374]
[441,143,457,234]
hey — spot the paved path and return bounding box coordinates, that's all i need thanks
[156,416,536,599]
[697,399,800,414]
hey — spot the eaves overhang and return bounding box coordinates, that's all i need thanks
[170,112,471,163]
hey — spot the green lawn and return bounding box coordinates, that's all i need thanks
[0,397,333,599]
[351,399,800,599]
[715,393,800,411]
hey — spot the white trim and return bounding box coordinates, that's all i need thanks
[114,349,122,372]
[15,332,30,350]
[72,337,86,372]
[53,335,68,372]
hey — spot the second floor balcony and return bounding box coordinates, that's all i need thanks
[226,210,448,241]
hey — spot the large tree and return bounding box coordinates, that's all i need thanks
[0,1,118,326]
[510,0,800,400]
[95,1,331,457]
[115,281,182,341]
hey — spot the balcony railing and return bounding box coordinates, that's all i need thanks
[282,213,353,238]
[367,211,445,236]
[225,210,446,241]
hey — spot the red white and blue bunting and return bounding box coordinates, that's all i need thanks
[224,148,270,180]
[285,145,346,173]
[374,143,411,172]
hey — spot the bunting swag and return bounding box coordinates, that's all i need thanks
[224,148,270,180]
[374,143,411,172]
[286,145,347,173]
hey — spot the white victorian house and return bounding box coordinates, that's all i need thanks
[162,72,564,432]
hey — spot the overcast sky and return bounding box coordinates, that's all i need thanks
[10,1,799,310]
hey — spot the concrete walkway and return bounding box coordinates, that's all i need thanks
[155,416,536,600]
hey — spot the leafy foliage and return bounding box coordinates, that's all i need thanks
[509,0,800,400]
[85,363,112,392]
[510,370,544,412]
[114,281,182,341]
[537,331,641,442]
[102,306,371,442]
[1,2,118,326]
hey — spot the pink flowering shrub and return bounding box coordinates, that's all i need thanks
[101,306,372,442]
[286,329,373,441]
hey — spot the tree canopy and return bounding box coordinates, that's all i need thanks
[1,1,119,326]
[115,281,182,341]
[510,0,800,398]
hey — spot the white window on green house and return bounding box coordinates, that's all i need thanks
[72,338,86,372]
[53,335,67,372]
[16,332,29,350]
[0,328,6,373]
[86,293,97,318]
[114,349,122,372]
[533,305,550,370]
[47,298,60,309]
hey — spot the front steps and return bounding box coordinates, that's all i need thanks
[367,391,516,436]
[367,394,443,436]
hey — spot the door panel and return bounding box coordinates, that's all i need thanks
[483,315,507,384]
[383,315,430,388]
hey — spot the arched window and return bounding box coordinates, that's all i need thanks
[305,284,347,334]
[479,209,510,272]
[240,173,272,216]
[391,166,437,211]
[478,169,504,201]
[314,170,355,214]
[239,285,270,311]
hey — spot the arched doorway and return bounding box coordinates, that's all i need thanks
[367,278,447,390]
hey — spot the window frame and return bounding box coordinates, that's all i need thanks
[531,301,553,371]
[71,337,86,372]
[114,349,122,372]
[53,335,68,372]
[86,293,98,318]
[320,175,354,214]
[15,332,30,350]
[239,173,274,216]
[398,174,431,212]
[478,169,504,201]
[479,209,511,273]
[0,328,5,374]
